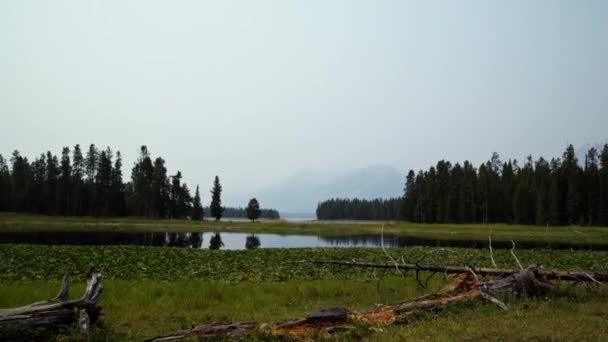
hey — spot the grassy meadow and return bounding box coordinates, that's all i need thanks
[2,276,607,341]
[1,214,608,340]
[1,244,608,340]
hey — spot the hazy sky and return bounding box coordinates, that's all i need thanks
[1,0,607,206]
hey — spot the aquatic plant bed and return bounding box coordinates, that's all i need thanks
[1,245,607,282]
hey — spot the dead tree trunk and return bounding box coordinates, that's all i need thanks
[291,260,608,282]
[0,269,103,332]
[146,265,573,341]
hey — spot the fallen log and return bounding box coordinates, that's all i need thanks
[0,268,103,333]
[146,265,571,341]
[290,259,608,282]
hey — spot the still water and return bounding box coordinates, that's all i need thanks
[0,231,602,250]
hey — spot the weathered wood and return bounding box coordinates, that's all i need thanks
[0,268,103,332]
[146,266,563,341]
[290,260,608,282]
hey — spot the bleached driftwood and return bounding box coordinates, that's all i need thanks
[0,268,103,332]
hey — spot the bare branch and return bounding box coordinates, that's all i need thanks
[464,266,479,282]
[479,291,507,310]
[489,235,497,268]
[510,241,523,270]
[380,224,406,278]
[291,260,608,282]
[585,273,605,287]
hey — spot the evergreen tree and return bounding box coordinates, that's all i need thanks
[151,157,170,218]
[0,154,12,211]
[72,144,85,215]
[401,170,416,220]
[169,171,183,218]
[45,152,60,214]
[476,163,489,224]
[513,156,534,224]
[486,152,503,222]
[209,232,224,250]
[316,198,402,220]
[179,183,193,218]
[534,157,551,226]
[131,146,155,217]
[447,163,463,222]
[460,161,477,223]
[548,158,562,225]
[6,142,606,227]
[191,185,204,220]
[584,148,600,225]
[501,160,515,222]
[210,176,224,221]
[84,144,99,215]
[166,170,192,219]
[95,147,113,215]
[111,151,125,216]
[30,154,47,213]
[435,160,451,223]
[58,147,72,215]
[246,198,261,222]
[562,145,583,224]
[599,144,608,226]
[266,209,280,219]
[208,206,280,219]
[85,144,98,182]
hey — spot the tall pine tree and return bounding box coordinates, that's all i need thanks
[191,185,204,220]
[95,148,113,215]
[584,148,600,225]
[210,176,224,221]
[111,151,125,216]
[58,147,72,215]
[131,146,155,217]
[72,144,85,215]
[599,144,608,226]
[151,157,170,218]
[45,152,60,214]
[0,155,12,211]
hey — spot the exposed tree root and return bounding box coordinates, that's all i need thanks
[0,268,103,333]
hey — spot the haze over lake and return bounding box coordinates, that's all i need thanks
[2,1,607,215]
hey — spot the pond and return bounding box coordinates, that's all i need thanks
[0,231,604,250]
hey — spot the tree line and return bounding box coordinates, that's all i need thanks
[402,144,608,226]
[215,206,280,220]
[315,144,608,226]
[316,198,402,220]
[0,144,277,221]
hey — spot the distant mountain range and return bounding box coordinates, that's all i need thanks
[251,165,405,215]
[236,142,607,216]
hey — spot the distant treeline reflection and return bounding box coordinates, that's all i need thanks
[0,232,262,250]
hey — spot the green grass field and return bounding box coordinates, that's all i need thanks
[1,245,608,340]
[2,277,607,341]
[2,214,608,340]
